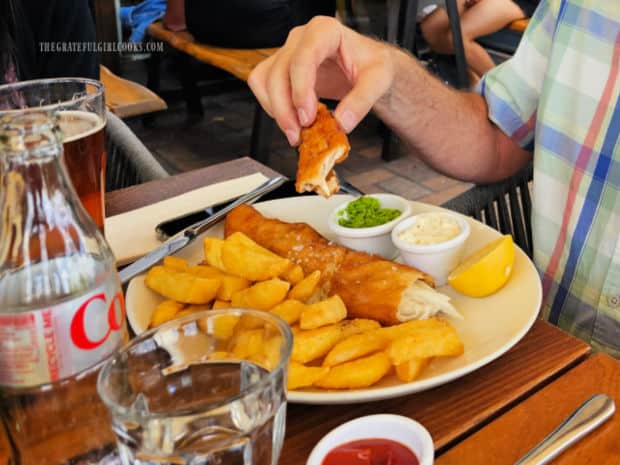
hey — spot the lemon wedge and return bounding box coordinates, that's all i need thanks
[448,235,515,297]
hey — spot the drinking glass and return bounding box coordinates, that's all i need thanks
[97,309,293,465]
[0,78,106,231]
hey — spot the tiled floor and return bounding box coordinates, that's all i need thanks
[127,83,473,206]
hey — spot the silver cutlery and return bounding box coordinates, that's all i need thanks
[514,393,615,465]
[118,176,287,284]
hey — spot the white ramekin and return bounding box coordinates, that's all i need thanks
[328,194,412,258]
[306,414,434,465]
[391,212,471,286]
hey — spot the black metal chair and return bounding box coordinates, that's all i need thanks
[441,162,534,258]
[105,110,170,191]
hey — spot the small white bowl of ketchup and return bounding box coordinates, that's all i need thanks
[306,414,434,465]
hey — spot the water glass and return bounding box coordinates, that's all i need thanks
[97,309,293,465]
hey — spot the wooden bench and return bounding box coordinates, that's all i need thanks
[146,21,278,164]
[100,65,167,119]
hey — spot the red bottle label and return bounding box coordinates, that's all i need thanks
[0,281,125,387]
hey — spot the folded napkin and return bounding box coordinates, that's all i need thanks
[105,173,269,265]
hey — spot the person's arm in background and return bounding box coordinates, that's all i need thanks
[21,0,99,80]
[248,5,551,184]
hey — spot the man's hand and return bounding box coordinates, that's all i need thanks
[248,16,397,146]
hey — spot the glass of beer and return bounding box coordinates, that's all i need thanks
[97,309,293,465]
[0,78,106,231]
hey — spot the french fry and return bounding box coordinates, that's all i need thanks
[300,295,347,330]
[231,279,290,310]
[291,319,380,364]
[212,299,232,309]
[237,314,267,330]
[203,237,227,271]
[259,334,284,371]
[145,266,220,304]
[210,315,239,340]
[221,233,291,280]
[269,299,305,325]
[288,362,330,390]
[187,304,211,313]
[314,352,392,389]
[288,270,321,302]
[395,357,432,382]
[150,300,185,328]
[387,323,464,365]
[376,317,450,341]
[230,329,264,359]
[190,265,250,300]
[323,332,390,367]
[281,264,304,284]
[163,256,190,272]
[208,351,236,361]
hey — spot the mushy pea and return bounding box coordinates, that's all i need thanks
[338,196,402,228]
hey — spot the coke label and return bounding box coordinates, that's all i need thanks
[0,279,125,387]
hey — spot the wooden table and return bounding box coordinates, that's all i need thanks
[104,157,604,464]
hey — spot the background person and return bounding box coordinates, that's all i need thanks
[163,0,336,48]
[0,0,98,85]
[246,2,620,356]
[418,0,526,80]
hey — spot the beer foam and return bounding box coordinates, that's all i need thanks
[57,110,105,143]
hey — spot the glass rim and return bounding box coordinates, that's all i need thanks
[0,77,104,114]
[97,308,294,419]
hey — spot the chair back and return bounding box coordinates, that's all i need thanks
[442,163,533,257]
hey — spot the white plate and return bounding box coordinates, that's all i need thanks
[125,196,542,405]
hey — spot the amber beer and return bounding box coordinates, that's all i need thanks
[57,111,106,231]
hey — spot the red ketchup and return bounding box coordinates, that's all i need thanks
[321,438,420,465]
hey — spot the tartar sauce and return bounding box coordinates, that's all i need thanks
[398,212,461,245]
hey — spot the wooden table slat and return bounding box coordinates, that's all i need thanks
[436,353,620,465]
[279,321,590,464]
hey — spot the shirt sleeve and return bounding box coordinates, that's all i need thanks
[476,0,560,150]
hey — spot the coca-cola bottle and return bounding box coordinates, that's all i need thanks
[0,111,126,465]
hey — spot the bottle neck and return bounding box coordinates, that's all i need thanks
[0,146,93,270]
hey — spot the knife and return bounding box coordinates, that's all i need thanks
[118,176,287,284]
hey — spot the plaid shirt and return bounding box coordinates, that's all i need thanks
[478,0,620,355]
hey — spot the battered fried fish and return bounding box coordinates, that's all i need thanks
[296,103,350,198]
[225,205,460,325]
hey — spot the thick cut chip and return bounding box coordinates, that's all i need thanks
[190,265,250,300]
[288,362,330,390]
[269,299,306,325]
[145,266,220,304]
[209,315,239,340]
[203,237,227,271]
[296,103,350,198]
[387,322,464,365]
[395,357,432,383]
[212,299,232,309]
[281,263,304,284]
[163,256,190,272]
[259,334,285,371]
[322,331,389,367]
[150,300,185,328]
[291,319,380,364]
[376,317,452,341]
[288,270,322,302]
[230,329,264,359]
[231,279,290,310]
[222,233,291,281]
[314,352,391,389]
[300,295,347,330]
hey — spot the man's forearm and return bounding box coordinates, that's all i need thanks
[373,48,531,183]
